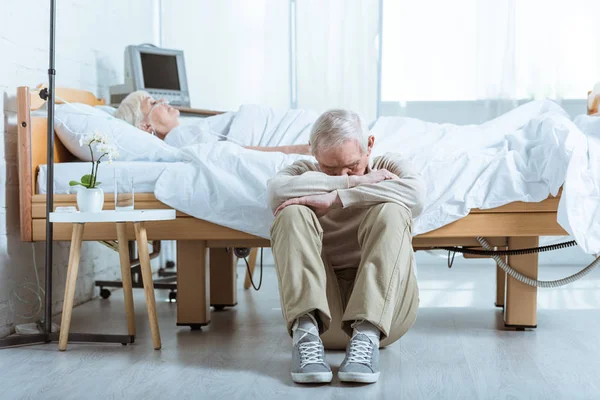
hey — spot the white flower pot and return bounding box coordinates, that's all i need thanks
[76,187,104,212]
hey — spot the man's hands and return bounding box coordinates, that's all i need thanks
[349,169,399,187]
[274,191,341,217]
[273,169,399,217]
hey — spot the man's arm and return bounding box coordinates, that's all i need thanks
[267,160,351,213]
[337,154,426,218]
[244,144,311,155]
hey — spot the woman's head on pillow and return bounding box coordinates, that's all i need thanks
[114,90,181,139]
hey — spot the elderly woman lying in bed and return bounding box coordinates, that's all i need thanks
[115,91,311,155]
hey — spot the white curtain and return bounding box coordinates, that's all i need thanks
[515,0,600,100]
[161,0,290,111]
[382,0,600,112]
[295,0,380,122]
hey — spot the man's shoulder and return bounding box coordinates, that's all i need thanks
[372,153,419,176]
[275,158,320,176]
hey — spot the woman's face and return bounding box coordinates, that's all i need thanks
[140,96,180,139]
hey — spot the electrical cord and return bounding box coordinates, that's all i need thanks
[238,248,263,291]
[447,250,456,268]
[437,240,578,256]
[477,237,600,288]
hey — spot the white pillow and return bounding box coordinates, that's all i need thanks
[54,103,181,162]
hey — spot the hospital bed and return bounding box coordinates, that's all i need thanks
[17,85,570,331]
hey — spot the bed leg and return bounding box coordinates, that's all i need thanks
[210,248,237,310]
[504,236,538,329]
[495,257,506,308]
[176,240,210,329]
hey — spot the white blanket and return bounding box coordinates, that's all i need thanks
[154,102,600,254]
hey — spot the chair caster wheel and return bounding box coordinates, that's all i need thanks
[213,305,226,311]
[100,288,111,299]
[190,324,202,331]
[169,291,177,303]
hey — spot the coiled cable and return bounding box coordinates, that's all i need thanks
[477,237,600,288]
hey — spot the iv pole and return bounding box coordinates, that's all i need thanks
[0,0,132,349]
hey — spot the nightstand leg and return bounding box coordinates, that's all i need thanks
[58,223,85,351]
[116,223,136,336]
[134,222,161,350]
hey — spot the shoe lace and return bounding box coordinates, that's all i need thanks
[347,338,373,364]
[298,339,325,368]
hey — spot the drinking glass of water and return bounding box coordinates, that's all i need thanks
[114,169,134,211]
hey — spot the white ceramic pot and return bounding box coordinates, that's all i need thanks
[76,187,104,212]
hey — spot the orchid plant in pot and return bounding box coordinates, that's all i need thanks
[69,131,119,212]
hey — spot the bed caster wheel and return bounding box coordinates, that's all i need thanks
[168,291,177,303]
[166,261,175,269]
[100,288,111,299]
[190,324,202,331]
[213,305,226,312]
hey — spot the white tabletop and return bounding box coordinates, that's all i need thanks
[49,209,176,223]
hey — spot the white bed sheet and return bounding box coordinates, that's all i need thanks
[154,101,600,255]
[37,161,184,194]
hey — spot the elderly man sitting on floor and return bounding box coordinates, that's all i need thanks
[267,109,426,385]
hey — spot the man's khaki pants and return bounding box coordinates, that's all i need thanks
[270,203,419,350]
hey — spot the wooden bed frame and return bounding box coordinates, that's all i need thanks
[17,85,573,331]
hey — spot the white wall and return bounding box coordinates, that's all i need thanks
[0,0,157,338]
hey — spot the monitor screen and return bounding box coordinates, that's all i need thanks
[140,52,181,90]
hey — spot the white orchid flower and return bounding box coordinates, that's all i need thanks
[79,133,95,147]
[73,131,117,189]
[92,131,108,144]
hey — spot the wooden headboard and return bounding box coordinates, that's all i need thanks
[16,85,106,241]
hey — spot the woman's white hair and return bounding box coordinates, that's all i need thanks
[114,90,150,129]
[310,109,369,156]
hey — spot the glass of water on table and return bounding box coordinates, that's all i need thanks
[114,169,134,211]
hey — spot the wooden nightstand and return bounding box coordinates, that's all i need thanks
[50,209,176,351]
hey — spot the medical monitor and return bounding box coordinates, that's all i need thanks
[110,45,191,107]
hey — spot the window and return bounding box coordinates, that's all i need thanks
[382,0,600,103]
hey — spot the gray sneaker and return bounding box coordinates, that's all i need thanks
[338,333,380,383]
[291,325,332,383]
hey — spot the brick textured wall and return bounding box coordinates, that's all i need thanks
[0,0,157,338]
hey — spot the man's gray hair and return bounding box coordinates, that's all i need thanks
[309,109,369,156]
[114,90,150,129]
